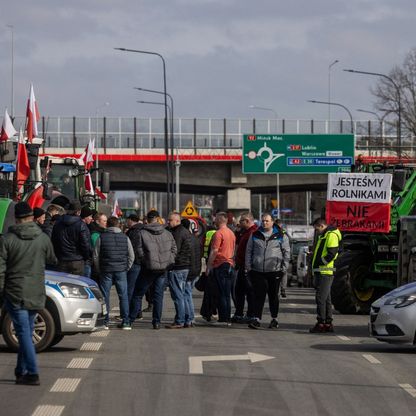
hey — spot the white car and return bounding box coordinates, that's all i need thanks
[370,281,416,344]
[0,270,106,352]
[296,245,310,287]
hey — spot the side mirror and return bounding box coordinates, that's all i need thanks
[101,172,110,193]
[42,183,54,200]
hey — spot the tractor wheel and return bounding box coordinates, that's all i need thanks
[331,250,376,314]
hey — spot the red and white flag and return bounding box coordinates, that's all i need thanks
[112,198,123,217]
[95,187,107,200]
[26,84,40,143]
[16,129,31,194]
[79,138,95,170]
[0,109,17,142]
[85,172,94,195]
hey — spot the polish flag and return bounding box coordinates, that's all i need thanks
[0,109,17,142]
[85,172,94,194]
[79,138,95,170]
[112,199,123,217]
[26,84,40,143]
[16,129,31,194]
[95,187,107,200]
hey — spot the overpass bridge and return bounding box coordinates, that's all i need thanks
[18,115,408,194]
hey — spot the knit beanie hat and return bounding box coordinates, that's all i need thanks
[15,202,34,219]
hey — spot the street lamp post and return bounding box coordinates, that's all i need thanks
[95,102,110,190]
[134,87,175,209]
[343,68,402,160]
[308,100,354,133]
[115,47,171,213]
[328,59,339,131]
[249,104,280,219]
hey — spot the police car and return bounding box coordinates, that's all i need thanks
[0,270,106,352]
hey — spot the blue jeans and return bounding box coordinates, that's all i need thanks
[84,263,92,279]
[168,269,189,325]
[184,280,195,325]
[129,269,167,325]
[99,271,129,325]
[5,299,38,376]
[214,263,234,322]
[127,264,141,311]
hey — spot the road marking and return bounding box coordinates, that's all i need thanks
[399,383,416,398]
[363,354,381,364]
[32,405,65,416]
[189,352,274,375]
[111,307,120,311]
[287,303,299,307]
[80,342,102,351]
[337,335,351,341]
[90,330,109,337]
[67,358,93,369]
[50,378,81,393]
[300,310,309,314]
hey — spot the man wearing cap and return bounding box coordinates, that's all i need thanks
[0,202,56,385]
[33,208,46,228]
[51,200,91,276]
[129,210,177,330]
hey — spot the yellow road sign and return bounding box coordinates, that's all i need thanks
[181,201,198,218]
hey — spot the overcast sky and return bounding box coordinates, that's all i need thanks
[1,0,416,123]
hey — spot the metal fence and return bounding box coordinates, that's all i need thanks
[12,116,411,155]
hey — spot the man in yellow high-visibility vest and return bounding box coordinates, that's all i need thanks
[310,218,341,333]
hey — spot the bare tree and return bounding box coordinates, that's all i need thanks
[372,48,416,138]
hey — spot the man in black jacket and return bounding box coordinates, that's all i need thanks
[166,212,191,329]
[181,219,202,327]
[51,200,91,275]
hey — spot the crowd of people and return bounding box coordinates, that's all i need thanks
[0,199,341,385]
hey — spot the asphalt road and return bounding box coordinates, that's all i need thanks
[1,286,416,416]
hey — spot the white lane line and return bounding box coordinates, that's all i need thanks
[362,354,381,364]
[399,383,416,398]
[111,307,120,311]
[50,378,81,393]
[32,405,65,416]
[337,335,351,341]
[67,358,93,369]
[90,330,110,337]
[80,342,102,351]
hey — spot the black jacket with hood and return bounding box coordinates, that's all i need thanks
[51,214,91,262]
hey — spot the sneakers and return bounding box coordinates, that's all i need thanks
[280,288,287,298]
[117,322,132,330]
[309,323,326,333]
[184,322,194,328]
[153,323,160,330]
[136,311,143,320]
[231,315,244,323]
[248,319,261,329]
[324,323,335,333]
[268,318,279,329]
[16,374,40,386]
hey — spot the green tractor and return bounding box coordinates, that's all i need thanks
[331,163,416,314]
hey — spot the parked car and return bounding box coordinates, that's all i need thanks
[295,245,310,287]
[370,281,416,344]
[0,270,106,352]
[289,238,312,286]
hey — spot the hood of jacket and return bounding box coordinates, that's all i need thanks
[8,221,43,240]
[143,222,166,235]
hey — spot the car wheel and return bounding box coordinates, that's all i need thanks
[1,308,56,353]
[50,334,65,347]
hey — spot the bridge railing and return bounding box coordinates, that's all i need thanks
[11,116,412,157]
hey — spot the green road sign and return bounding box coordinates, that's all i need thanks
[243,134,355,174]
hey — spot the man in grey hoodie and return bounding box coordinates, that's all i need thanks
[93,216,134,330]
[245,213,290,329]
[129,210,177,329]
